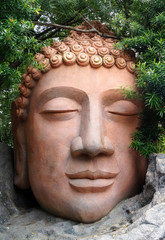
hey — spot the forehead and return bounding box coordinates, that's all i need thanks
[32,64,136,98]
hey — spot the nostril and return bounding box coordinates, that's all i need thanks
[83,136,114,156]
[71,136,114,157]
[70,136,84,157]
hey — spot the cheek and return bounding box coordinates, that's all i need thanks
[25,114,81,179]
[105,117,143,176]
[28,113,81,148]
[105,116,140,147]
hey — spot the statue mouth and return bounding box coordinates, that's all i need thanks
[65,170,118,192]
[65,170,118,179]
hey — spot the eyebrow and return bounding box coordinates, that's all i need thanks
[101,89,142,106]
[36,86,88,110]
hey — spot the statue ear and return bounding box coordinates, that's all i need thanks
[11,101,30,189]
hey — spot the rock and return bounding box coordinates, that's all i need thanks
[156,154,165,174]
[0,143,38,225]
[0,143,18,224]
[0,143,165,240]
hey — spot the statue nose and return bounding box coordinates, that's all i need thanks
[71,135,114,157]
[70,100,114,157]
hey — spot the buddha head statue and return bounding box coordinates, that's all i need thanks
[12,21,148,223]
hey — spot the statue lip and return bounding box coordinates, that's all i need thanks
[66,170,119,192]
[65,170,119,180]
[68,178,114,192]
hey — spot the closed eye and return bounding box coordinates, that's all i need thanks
[107,111,138,116]
[105,100,141,117]
[39,97,81,120]
[42,109,79,113]
[41,109,80,121]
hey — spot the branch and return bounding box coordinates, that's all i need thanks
[40,29,64,41]
[35,9,84,39]
[78,13,100,34]
[33,21,120,39]
[35,26,55,39]
[39,19,83,41]
[35,15,83,40]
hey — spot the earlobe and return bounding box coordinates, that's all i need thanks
[11,101,30,189]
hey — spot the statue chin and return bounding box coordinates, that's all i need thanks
[34,177,141,223]
[12,24,148,223]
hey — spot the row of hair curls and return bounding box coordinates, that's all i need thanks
[16,31,137,120]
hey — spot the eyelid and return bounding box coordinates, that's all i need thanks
[107,111,138,116]
[39,97,82,113]
[105,100,140,116]
[41,109,79,113]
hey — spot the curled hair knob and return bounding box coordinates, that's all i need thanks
[105,38,114,43]
[24,75,36,88]
[44,47,57,59]
[85,46,97,56]
[126,61,136,73]
[71,44,84,55]
[65,39,76,47]
[77,53,89,66]
[16,108,27,120]
[121,52,132,61]
[34,53,45,62]
[104,42,115,50]
[115,57,127,69]
[27,66,33,73]
[92,41,103,49]
[63,52,76,65]
[17,95,29,108]
[19,84,31,98]
[98,47,109,57]
[91,35,101,42]
[103,55,115,68]
[31,68,42,81]
[51,41,62,49]
[57,44,70,54]
[111,49,121,58]
[90,55,102,68]
[40,58,51,72]
[50,54,63,68]
[79,40,91,48]
[22,73,27,80]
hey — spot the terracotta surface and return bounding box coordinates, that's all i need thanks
[14,28,136,120]
[12,64,148,223]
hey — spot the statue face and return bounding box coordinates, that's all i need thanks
[22,64,147,223]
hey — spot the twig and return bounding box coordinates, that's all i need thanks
[33,21,119,39]
[78,13,100,35]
